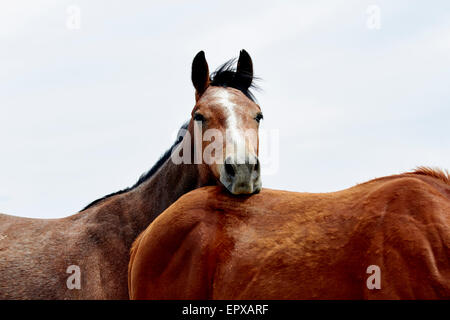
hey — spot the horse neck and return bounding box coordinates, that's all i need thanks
[135,159,204,225]
[82,157,211,246]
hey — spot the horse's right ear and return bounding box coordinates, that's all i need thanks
[191,51,210,100]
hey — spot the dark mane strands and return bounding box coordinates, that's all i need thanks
[357,166,450,188]
[80,122,188,212]
[81,56,260,212]
[209,58,260,102]
[411,166,450,185]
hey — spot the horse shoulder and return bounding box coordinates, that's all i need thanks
[129,188,223,299]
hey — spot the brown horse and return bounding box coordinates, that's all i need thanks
[0,50,264,299]
[129,167,450,299]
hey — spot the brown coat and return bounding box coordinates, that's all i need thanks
[129,168,450,299]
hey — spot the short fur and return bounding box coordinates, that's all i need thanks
[0,50,262,299]
[129,168,450,299]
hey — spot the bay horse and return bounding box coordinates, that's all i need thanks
[129,167,450,299]
[0,50,264,299]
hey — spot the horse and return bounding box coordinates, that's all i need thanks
[0,49,264,299]
[128,167,450,299]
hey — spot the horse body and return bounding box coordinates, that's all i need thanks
[128,169,450,299]
[0,50,263,299]
[0,159,203,299]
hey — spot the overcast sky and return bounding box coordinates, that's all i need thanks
[1,0,449,218]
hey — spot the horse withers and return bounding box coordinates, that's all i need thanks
[128,168,450,299]
[0,50,263,299]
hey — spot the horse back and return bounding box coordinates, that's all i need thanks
[128,171,450,299]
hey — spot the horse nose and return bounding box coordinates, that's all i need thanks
[221,156,261,194]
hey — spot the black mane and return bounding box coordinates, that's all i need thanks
[209,58,259,102]
[80,121,188,212]
[80,57,260,212]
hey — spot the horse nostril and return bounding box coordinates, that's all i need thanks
[224,162,235,177]
[254,159,260,172]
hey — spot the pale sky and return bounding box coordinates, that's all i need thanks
[1,0,449,218]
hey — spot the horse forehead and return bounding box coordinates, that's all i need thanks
[213,87,251,107]
[201,87,251,110]
[207,88,254,121]
[196,87,255,131]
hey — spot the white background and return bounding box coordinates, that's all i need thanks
[1,0,449,218]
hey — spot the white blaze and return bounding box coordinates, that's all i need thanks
[215,89,246,164]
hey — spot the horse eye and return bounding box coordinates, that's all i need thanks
[193,113,205,122]
[255,113,264,123]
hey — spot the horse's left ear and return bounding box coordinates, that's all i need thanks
[236,49,253,90]
[192,51,210,100]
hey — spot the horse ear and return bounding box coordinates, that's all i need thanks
[236,49,253,90]
[191,51,210,100]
